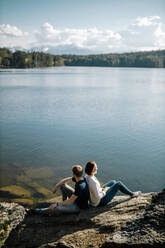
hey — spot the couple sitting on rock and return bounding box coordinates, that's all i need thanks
[32,161,141,215]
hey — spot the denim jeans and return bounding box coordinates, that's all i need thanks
[54,184,80,214]
[99,180,133,206]
[35,184,80,215]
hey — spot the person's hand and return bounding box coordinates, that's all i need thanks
[53,185,58,194]
[102,187,110,192]
[49,203,57,211]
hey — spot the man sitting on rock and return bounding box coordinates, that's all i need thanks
[29,165,89,215]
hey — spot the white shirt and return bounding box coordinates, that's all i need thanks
[85,174,105,206]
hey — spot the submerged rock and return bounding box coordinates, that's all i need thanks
[1,190,164,247]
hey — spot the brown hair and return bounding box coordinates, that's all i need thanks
[72,165,83,177]
[85,161,96,175]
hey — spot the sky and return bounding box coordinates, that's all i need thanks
[0,0,165,54]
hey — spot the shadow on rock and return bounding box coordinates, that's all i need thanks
[3,194,154,248]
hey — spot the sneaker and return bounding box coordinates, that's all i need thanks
[26,209,37,215]
[131,191,142,198]
[26,208,44,215]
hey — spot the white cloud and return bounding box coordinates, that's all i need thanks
[0,24,28,37]
[135,16,160,27]
[0,24,34,49]
[34,23,122,52]
[120,15,165,51]
[0,16,165,53]
[43,47,49,52]
[154,23,165,47]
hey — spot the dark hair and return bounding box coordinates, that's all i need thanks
[85,161,96,175]
[72,165,83,177]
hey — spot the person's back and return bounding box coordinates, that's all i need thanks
[74,177,89,209]
[85,174,105,206]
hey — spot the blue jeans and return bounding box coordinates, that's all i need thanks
[36,184,80,215]
[54,184,80,214]
[99,180,133,206]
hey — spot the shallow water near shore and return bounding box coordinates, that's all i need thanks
[0,66,165,201]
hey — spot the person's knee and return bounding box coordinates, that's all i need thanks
[116,181,122,187]
[60,183,66,191]
[111,180,117,184]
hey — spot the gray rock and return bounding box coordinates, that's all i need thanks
[102,189,165,248]
[0,202,26,247]
[1,191,165,247]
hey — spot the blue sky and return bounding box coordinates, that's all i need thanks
[0,0,165,54]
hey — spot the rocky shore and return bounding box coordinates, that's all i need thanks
[0,189,165,248]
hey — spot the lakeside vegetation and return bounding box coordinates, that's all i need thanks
[0,48,165,68]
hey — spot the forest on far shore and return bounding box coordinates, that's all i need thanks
[0,48,165,68]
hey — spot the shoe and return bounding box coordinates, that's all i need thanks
[26,209,37,215]
[26,208,44,215]
[131,191,142,198]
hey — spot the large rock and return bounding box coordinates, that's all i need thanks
[103,189,165,248]
[0,202,26,247]
[1,190,165,247]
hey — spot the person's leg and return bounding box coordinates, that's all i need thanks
[60,183,74,201]
[28,207,51,215]
[28,184,75,215]
[102,180,116,188]
[99,181,133,206]
[28,203,80,215]
[53,203,80,215]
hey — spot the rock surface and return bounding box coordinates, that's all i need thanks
[1,190,165,248]
[0,202,26,247]
[103,189,165,248]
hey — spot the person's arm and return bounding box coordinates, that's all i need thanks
[57,179,79,206]
[49,194,77,210]
[53,177,72,194]
[102,187,110,193]
[59,194,77,206]
[90,178,106,199]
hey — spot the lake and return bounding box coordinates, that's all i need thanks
[0,66,165,196]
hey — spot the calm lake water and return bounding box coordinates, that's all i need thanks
[0,67,165,193]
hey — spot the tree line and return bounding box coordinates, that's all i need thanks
[0,48,165,68]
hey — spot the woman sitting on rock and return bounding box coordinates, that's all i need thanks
[85,161,141,207]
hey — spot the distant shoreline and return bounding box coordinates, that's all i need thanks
[0,48,165,69]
